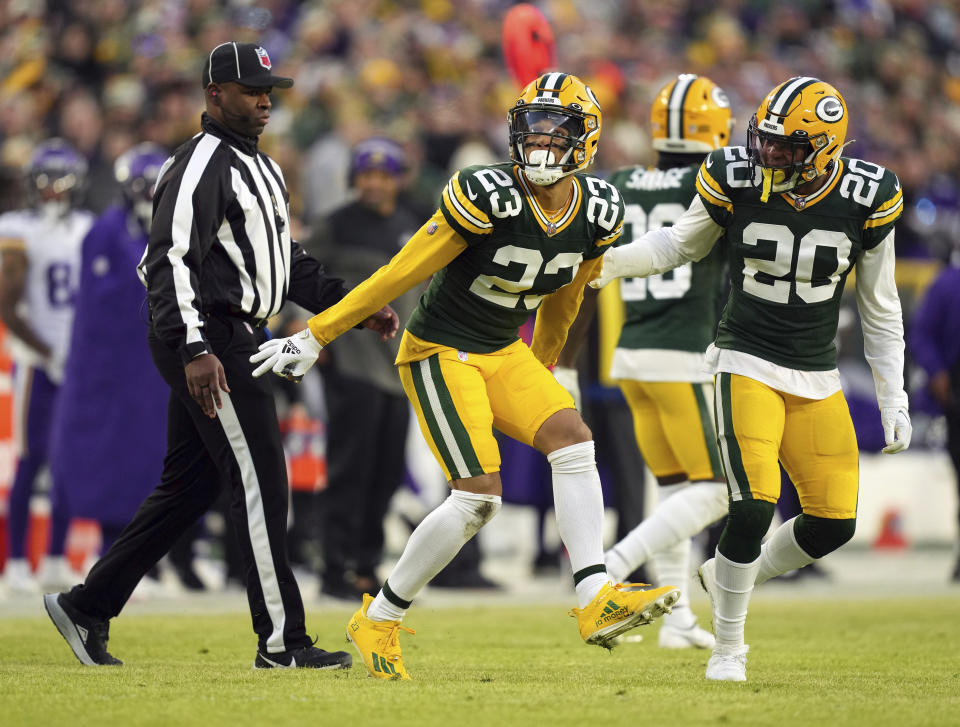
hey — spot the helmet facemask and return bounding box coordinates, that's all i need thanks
[748,77,848,202]
[509,105,591,186]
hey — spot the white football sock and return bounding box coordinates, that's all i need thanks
[713,550,760,648]
[606,481,727,579]
[755,516,816,585]
[654,537,696,629]
[367,489,501,622]
[548,441,608,607]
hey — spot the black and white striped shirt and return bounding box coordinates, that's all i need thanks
[139,113,346,364]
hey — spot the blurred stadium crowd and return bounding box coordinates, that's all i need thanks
[0,0,958,590]
[2,0,959,257]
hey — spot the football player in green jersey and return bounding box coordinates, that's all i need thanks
[584,74,733,651]
[591,77,912,682]
[251,72,679,680]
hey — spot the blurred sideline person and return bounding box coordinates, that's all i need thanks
[592,77,912,681]
[908,258,960,581]
[307,137,422,600]
[252,72,681,680]
[559,74,732,649]
[43,41,396,669]
[47,143,171,564]
[0,139,92,593]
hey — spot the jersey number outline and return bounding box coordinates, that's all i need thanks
[741,222,852,304]
[468,246,582,310]
[838,159,884,208]
[584,177,621,232]
[619,202,691,301]
[473,168,522,219]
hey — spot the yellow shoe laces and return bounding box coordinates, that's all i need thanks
[377,621,416,660]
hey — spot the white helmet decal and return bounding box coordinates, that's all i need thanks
[815,96,844,123]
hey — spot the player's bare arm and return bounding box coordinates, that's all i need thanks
[0,246,52,358]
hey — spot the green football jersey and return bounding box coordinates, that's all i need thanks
[696,147,903,370]
[405,162,624,353]
[608,164,725,353]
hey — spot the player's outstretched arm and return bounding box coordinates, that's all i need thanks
[590,197,723,290]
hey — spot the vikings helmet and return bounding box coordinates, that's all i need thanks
[114,143,169,233]
[26,138,88,216]
[508,72,602,186]
[747,77,849,200]
[650,74,733,154]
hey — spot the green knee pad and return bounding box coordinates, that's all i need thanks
[717,499,776,562]
[794,514,856,558]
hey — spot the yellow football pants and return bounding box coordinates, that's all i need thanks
[714,372,859,519]
[398,338,574,481]
[618,379,723,483]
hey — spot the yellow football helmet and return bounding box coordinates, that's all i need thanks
[650,74,733,153]
[508,72,602,186]
[747,76,849,200]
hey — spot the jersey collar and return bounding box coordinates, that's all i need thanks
[514,167,582,236]
[781,159,843,211]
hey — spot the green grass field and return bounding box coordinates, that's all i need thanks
[1,597,958,727]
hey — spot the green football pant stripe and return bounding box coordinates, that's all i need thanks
[410,356,484,479]
[715,373,751,501]
[694,382,724,479]
[409,357,460,477]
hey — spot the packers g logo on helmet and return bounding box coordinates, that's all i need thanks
[747,77,850,201]
[508,72,602,186]
[650,74,733,153]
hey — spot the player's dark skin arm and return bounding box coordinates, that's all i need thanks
[555,285,598,368]
[0,247,52,358]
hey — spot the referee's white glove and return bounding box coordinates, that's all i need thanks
[880,406,912,454]
[250,328,323,382]
[553,365,582,410]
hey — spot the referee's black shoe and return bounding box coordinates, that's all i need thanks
[254,642,352,670]
[43,592,122,666]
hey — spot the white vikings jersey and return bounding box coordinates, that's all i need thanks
[0,209,93,372]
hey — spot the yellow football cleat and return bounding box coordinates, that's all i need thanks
[570,582,680,649]
[346,593,415,680]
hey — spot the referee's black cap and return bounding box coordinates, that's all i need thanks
[202,42,294,89]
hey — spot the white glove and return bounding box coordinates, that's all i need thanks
[553,365,582,410]
[589,242,656,290]
[880,406,912,454]
[588,254,620,290]
[249,328,323,381]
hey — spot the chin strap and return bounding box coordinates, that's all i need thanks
[760,168,774,203]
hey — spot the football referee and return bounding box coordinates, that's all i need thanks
[43,41,398,669]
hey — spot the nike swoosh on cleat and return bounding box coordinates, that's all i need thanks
[259,654,292,668]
